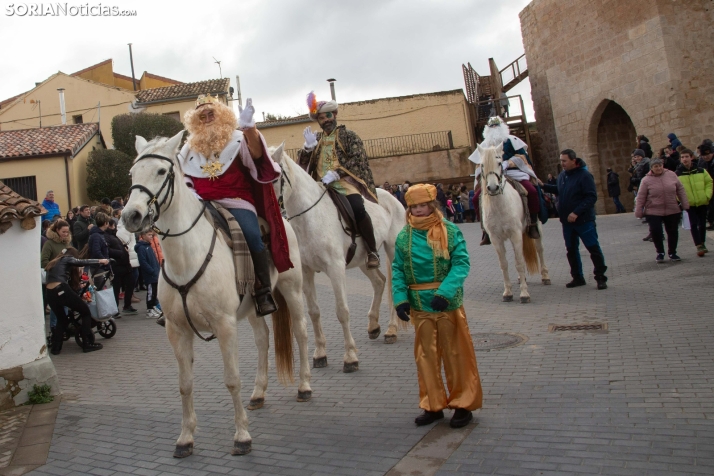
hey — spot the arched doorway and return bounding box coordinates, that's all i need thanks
[596,101,636,214]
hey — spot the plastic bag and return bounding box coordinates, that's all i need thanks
[92,287,118,320]
[682,211,691,230]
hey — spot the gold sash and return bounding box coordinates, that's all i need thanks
[408,282,442,291]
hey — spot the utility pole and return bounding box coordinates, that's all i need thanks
[128,43,137,91]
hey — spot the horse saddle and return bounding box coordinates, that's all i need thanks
[204,201,270,250]
[326,188,358,265]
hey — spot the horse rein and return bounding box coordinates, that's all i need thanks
[279,165,328,221]
[130,153,206,239]
[482,161,506,196]
[130,152,217,342]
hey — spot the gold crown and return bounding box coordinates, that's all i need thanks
[195,93,221,108]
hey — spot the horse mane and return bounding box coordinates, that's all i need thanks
[480,143,502,176]
[135,136,186,178]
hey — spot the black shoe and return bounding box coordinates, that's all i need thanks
[669,253,681,262]
[83,342,103,353]
[356,214,380,268]
[250,249,278,316]
[527,224,541,239]
[565,277,586,288]
[50,346,61,355]
[596,280,608,290]
[706,223,714,231]
[480,231,491,246]
[643,233,652,242]
[415,410,444,426]
[156,315,166,327]
[450,409,473,428]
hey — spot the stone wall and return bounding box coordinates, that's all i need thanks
[520,0,714,213]
[369,147,473,186]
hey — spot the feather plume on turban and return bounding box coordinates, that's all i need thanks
[306,91,338,121]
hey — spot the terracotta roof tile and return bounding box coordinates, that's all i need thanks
[0,123,100,160]
[135,78,230,105]
[0,181,46,233]
[257,114,311,128]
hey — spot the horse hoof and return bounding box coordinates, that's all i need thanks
[542,279,551,285]
[384,334,397,344]
[297,390,312,402]
[343,361,359,373]
[520,296,531,304]
[247,398,264,410]
[231,440,252,456]
[368,327,381,339]
[503,295,513,302]
[313,356,328,368]
[173,443,193,458]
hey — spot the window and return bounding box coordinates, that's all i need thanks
[163,111,181,123]
[1,175,37,201]
[72,115,83,124]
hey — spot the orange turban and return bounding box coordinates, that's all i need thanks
[405,183,437,206]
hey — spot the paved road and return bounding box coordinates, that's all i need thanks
[29,213,714,475]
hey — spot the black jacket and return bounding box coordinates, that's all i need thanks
[665,151,680,172]
[46,256,101,286]
[105,228,131,275]
[607,171,621,197]
[697,157,714,178]
[73,215,96,251]
[88,227,109,260]
[639,139,653,158]
[542,159,597,225]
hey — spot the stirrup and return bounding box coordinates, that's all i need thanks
[254,287,278,316]
[366,251,380,269]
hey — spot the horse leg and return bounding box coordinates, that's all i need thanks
[278,280,313,401]
[327,265,359,372]
[382,241,399,344]
[535,234,551,285]
[492,238,513,302]
[303,268,327,368]
[214,317,252,455]
[247,314,269,410]
[511,232,531,303]
[360,264,385,341]
[166,322,196,458]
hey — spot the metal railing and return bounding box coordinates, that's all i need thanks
[285,130,454,161]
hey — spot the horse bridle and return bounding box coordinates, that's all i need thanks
[278,165,328,221]
[129,153,206,239]
[129,152,216,342]
[482,160,506,196]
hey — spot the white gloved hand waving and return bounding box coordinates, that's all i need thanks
[321,170,340,185]
[303,126,318,150]
[238,98,256,129]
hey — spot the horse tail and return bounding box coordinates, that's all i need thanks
[522,233,540,275]
[272,288,294,385]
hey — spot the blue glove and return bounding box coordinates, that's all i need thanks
[430,295,449,312]
[396,303,411,322]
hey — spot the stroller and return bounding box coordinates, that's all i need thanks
[48,269,118,348]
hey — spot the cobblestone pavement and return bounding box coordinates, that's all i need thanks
[28,213,714,476]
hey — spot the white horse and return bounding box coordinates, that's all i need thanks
[271,148,405,372]
[478,143,551,303]
[122,131,312,458]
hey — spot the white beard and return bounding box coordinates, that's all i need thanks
[483,123,510,148]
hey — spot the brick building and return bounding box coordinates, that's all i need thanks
[520,0,714,213]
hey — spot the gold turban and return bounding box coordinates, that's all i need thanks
[405,183,437,206]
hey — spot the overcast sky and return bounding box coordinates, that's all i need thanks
[1,0,534,120]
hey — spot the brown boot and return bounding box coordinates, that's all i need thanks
[251,249,278,316]
[357,215,380,269]
[480,231,491,246]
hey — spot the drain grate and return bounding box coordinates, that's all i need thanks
[548,323,608,332]
[471,333,527,351]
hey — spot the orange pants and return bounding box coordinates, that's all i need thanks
[411,306,483,412]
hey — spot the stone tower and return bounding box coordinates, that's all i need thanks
[520,0,714,213]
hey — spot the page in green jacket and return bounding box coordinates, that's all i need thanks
[391,220,470,312]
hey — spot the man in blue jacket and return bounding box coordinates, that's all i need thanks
[41,190,61,222]
[542,149,608,290]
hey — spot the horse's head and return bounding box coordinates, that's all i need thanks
[267,143,295,202]
[122,130,184,232]
[479,142,505,196]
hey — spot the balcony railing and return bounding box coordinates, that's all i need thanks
[285,130,454,161]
